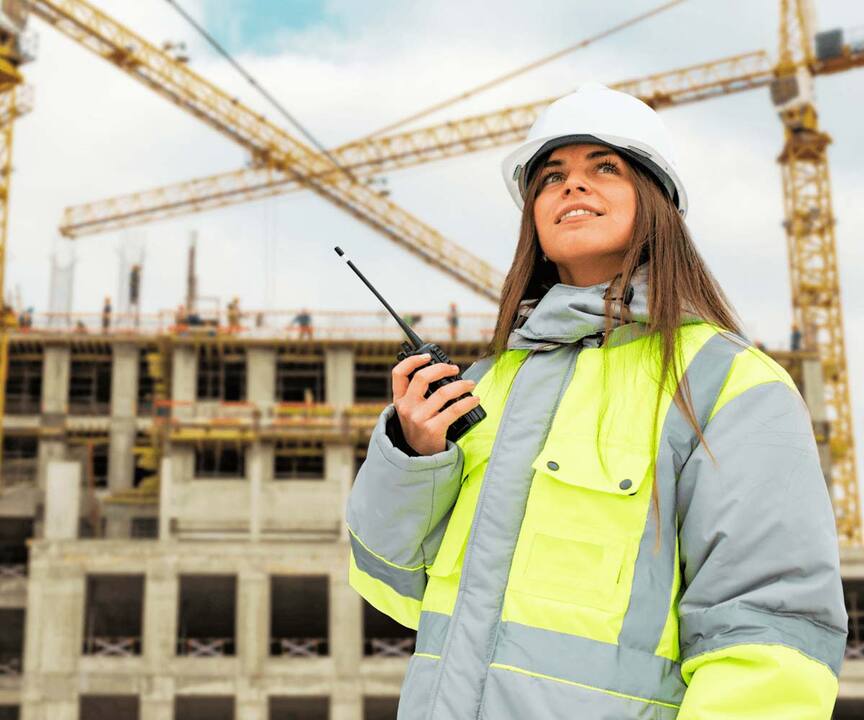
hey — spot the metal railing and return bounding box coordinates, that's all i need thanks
[82,636,141,657]
[269,637,328,657]
[158,398,389,433]
[11,308,496,342]
[0,656,21,676]
[364,636,416,658]
[0,564,26,579]
[176,637,235,657]
[0,459,37,487]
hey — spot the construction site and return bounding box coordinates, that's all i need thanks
[0,0,862,719]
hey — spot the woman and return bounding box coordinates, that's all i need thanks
[346,83,847,719]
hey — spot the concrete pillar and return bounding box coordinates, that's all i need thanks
[235,697,266,720]
[107,421,136,493]
[158,456,173,541]
[41,345,70,416]
[332,683,363,720]
[246,347,275,407]
[144,567,178,670]
[326,445,354,542]
[36,439,65,492]
[44,461,81,540]
[330,569,362,679]
[237,570,268,678]
[26,563,83,675]
[325,347,355,410]
[108,344,139,495]
[248,441,263,540]
[110,344,139,417]
[170,345,197,420]
[140,698,173,720]
[326,347,356,543]
[37,346,70,490]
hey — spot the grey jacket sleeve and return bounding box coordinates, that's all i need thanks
[676,380,848,678]
[346,359,491,569]
[347,403,465,569]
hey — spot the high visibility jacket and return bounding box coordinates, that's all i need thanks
[346,279,847,720]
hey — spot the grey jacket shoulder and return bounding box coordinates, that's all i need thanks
[677,380,847,675]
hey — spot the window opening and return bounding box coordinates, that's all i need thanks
[363,600,416,657]
[4,359,41,414]
[273,441,324,480]
[197,347,245,401]
[83,575,144,656]
[270,576,328,657]
[68,358,112,415]
[194,443,246,479]
[177,575,236,657]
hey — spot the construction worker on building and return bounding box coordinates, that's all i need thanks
[101,296,111,332]
[227,296,241,333]
[448,302,459,341]
[346,83,846,718]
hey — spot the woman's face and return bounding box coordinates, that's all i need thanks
[532,143,637,287]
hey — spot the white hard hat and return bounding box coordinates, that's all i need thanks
[501,82,688,217]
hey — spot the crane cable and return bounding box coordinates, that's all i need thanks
[367,0,689,138]
[162,0,357,183]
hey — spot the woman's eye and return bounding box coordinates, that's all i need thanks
[541,172,564,186]
[597,161,620,174]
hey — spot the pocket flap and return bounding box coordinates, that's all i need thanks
[532,439,653,496]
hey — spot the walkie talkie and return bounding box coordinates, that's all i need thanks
[334,247,486,442]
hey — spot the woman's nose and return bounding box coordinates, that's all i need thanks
[563,173,589,195]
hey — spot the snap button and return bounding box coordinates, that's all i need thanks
[546,461,559,471]
[619,479,633,491]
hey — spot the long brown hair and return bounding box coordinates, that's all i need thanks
[486,152,743,544]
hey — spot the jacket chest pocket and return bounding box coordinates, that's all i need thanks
[507,439,654,613]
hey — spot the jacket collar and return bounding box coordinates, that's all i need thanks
[507,265,650,351]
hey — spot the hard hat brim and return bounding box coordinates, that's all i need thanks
[502,133,688,217]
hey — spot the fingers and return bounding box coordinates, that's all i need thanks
[428,393,483,435]
[412,378,477,423]
[403,363,461,403]
[391,353,432,401]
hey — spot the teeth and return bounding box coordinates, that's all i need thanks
[560,208,598,220]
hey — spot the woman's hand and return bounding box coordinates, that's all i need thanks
[392,353,481,455]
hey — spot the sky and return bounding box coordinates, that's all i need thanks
[6,0,864,510]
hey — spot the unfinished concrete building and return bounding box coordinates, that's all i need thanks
[0,330,862,720]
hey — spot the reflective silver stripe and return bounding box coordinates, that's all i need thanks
[482,664,680,720]
[428,346,580,720]
[416,611,451,656]
[681,601,847,676]
[494,621,685,706]
[349,533,426,601]
[618,332,746,653]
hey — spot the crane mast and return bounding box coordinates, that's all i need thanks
[0,1,31,484]
[773,0,860,544]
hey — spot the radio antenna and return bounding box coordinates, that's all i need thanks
[334,246,423,348]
